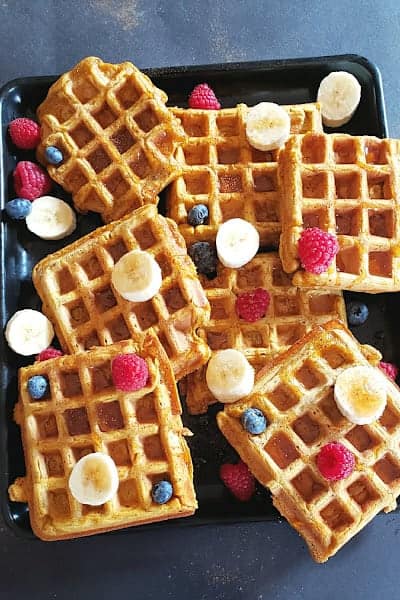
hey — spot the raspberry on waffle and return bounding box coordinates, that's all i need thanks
[298,227,339,274]
[32,205,210,381]
[166,103,323,248]
[185,253,347,414]
[36,57,185,223]
[278,132,400,292]
[37,348,64,361]
[217,320,400,562]
[9,334,197,540]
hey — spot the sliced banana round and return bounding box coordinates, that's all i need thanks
[69,452,119,506]
[5,309,54,356]
[317,71,361,128]
[246,102,290,151]
[334,365,387,425]
[111,249,162,303]
[25,196,76,240]
[206,349,254,403]
[216,218,259,269]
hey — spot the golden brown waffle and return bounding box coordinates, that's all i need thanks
[36,57,184,223]
[185,252,347,415]
[32,205,210,381]
[217,320,400,562]
[278,133,400,292]
[166,103,322,247]
[8,334,197,540]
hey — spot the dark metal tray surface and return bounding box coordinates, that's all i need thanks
[0,54,393,538]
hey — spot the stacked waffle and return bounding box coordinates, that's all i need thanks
[8,57,400,558]
[185,253,346,414]
[167,103,322,247]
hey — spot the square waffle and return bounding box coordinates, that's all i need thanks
[185,252,347,415]
[36,57,185,223]
[278,132,400,292]
[217,320,400,562]
[8,334,197,540]
[32,204,211,381]
[166,103,322,248]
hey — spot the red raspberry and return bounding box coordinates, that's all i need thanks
[316,442,355,481]
[13,161,52,200]
[9,118,41,150]
[380,361,399,380]
[220,460,255,501]
[112,353,149,391]
[36,347,64,361]
[235,288,270,322]
[298,227,339,274]
[188,83,221,110]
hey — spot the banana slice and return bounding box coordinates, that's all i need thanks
[216,218,259,269]
[5,309,54,356]
[111,250,162,303]
[246,102,290,151]
[69,452,119,506]
[25,196,76,240]
[317,71,361,127]
[334,366,387,425]
[206,349,254,403]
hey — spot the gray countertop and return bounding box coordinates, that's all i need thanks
[1,1,400,598]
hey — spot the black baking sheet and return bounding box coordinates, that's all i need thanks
[0,54,394,538]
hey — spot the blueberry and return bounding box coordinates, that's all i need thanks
[5,198,32,220]
[241,408,267,434]
[347,300,369,326]
[152,480,173,504]
[188,204,208,227]
[27,375,48,400]
[45,146,63,165]
[189,241,217,276]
